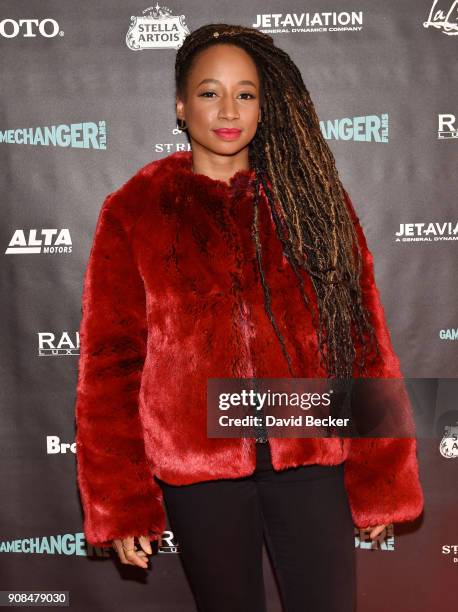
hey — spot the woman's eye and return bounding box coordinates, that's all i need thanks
[198,91,256,99]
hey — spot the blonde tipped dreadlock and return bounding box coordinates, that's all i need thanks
[175,23,381,378]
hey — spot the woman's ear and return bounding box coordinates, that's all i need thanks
[176,96,185,122]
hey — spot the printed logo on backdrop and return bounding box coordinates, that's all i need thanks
[438,113,458,139]
[320,114,388,142]
[354,524,394,551]
[423,0,458,35]
[0,531,180,557]
[441,545,458,563]
[395,222,458,242]
[158,530,180,553]
[0,121,106,149]
[0,18,63,38]
[252,11,363,34]
[126,5,189,50]
[38,332,79,356]
[439,423,458,458]
[172,123,186,136]
[5,229,72,255]
[439,328,458,340]
[47,436,76,455]
[0,534,110,557]
[154,125,192,153]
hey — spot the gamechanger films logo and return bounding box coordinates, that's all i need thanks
[126,4,189,50]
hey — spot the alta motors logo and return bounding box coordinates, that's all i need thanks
[0,19,63,38]
[126,4,189,50]
[439,423,458,458]
[5,229,72,254]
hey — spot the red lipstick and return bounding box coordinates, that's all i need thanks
[213,128,242,141]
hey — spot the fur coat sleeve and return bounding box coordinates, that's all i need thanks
[342,190,424,528]
[75,180,166,548]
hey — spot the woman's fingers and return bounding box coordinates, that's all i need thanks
[112,537,132,565]
[368,524,386,539]
[112,536,149,568]
[123,546,148,568]
[138,534,153,555]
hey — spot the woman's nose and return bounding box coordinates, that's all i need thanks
[218,96,239,120]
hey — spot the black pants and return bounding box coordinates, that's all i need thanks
[157,442,356,612]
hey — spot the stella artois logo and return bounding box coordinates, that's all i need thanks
[126,4,190,51]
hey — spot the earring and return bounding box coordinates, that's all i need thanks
[177,118,187,130]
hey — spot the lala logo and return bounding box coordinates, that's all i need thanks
[126,4,189,50]
[439,423,458,458]
[423,0,458,35]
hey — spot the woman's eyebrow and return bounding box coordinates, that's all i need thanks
[197,78,257,87]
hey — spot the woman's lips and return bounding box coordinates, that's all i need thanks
[213,128,242,141]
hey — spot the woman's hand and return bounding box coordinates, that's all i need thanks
[368,524,386,539]
[112,535,153,568]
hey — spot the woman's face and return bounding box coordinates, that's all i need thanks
[176,43,261,157]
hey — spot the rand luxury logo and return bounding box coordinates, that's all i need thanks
[438,113,458,138]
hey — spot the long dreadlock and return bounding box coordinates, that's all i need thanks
[175,23,381,378]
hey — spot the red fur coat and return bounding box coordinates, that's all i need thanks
[75,150,424,547]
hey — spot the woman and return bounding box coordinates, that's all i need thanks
[75,24,424,612]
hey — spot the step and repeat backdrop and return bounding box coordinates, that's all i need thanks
[1,1,457,610]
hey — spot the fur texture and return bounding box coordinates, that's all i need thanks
[75,150,424,547]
